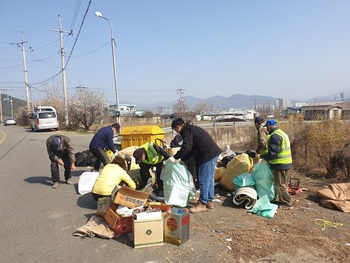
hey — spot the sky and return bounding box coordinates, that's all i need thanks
[1,0,350,110]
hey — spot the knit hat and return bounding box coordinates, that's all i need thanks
[53,136,62,151]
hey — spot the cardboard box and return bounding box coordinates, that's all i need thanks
[97,197,113,217]
[114,185,150,208]
[133,217,164,248]
[135,210,162,220]
[164,209,190,246]
[104,207,133,235]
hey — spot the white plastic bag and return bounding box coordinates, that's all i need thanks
[161,161,194,207]
[78,171,99,195]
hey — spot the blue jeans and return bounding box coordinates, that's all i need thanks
[198,155,219,204]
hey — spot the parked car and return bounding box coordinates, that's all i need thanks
[29,111,59,131]
[4,117,16,126]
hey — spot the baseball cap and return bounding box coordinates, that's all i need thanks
[53,136,62,151]
[264,119,278,127]
[133,148,145,164]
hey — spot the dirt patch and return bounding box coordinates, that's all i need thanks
[165,175,350,263]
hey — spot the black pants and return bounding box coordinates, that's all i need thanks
[50,152,72,183]
[92,192,110,201]
[139,162,164,190]
[90,148,109,171]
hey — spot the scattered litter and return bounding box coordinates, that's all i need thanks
[215,193,221,197]
[227,246,232,251]
[314,219,343,231]
[225,237,232,242]
[227,193,232,197]
[345,243,350,246]
[213,199,221,203]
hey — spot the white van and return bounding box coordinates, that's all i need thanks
[29,106,59,131]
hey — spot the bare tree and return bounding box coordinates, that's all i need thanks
[340,92,345,101]
[194,101,210,114]
[172,99,190,118]
[69,89,108,130]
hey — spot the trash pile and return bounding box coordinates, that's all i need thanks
[74,146,193,248]
[215,149,301,219]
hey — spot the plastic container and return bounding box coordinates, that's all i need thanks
[119,125,165,149]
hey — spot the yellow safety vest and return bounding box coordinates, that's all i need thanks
[268,129,292,165]
[140,142,164,165]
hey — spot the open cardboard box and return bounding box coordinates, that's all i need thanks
[104,207,133,235]
[114,185,150,208]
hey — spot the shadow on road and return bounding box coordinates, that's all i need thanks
[24,176,53,186]
[77,192,97,210]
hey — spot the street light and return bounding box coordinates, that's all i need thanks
[95,11,120,123]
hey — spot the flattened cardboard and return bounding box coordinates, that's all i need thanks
[114,185,150,208]
[133,217,163,248]
[104,207,133,235]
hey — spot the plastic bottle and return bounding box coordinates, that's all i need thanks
[171,207,183,215]
[222,144,234,157]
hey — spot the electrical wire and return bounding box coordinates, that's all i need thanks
[65,0,92,67]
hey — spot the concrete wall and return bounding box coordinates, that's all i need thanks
[164,125,256,150]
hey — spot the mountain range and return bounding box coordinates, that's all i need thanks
[137,94,284,111]
[138,89,350,111]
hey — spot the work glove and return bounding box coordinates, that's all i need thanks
[168,156,176,163]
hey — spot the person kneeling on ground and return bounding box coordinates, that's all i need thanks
[46,135,76,189]
[92,155,136,201]
[133,142,170,197]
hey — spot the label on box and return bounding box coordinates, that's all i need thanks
[114,186,150,208]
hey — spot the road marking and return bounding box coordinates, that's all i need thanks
[0,129,6,144]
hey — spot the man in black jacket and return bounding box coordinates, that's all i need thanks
[171,118,221,213]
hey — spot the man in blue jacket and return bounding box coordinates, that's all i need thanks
[89,123,120,172]
[171,118,221,213]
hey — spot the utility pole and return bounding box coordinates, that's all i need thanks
[11,33,31,111]
[10,97,13,118]
[0,89,4,123]
[177,88,184,118]
[50,15,72,127]
[20,32,31,112]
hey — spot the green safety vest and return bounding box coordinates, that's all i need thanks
[140,142,164,165]
[268,129,292,165]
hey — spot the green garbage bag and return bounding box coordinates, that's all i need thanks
[252,161,276,201]
[249,195,278,219]
[233,172,255,190]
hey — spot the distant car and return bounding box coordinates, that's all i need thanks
[4,117,16,126]
[29,111,59,131]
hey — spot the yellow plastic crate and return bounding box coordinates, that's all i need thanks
[120,125,165,149]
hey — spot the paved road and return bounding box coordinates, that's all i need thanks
[0,126,180,263]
